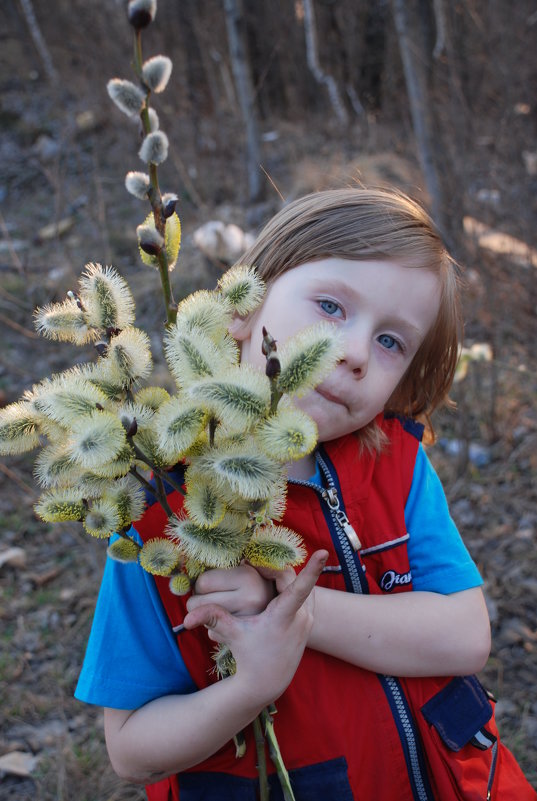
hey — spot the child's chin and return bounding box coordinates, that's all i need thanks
[315,422,354,443]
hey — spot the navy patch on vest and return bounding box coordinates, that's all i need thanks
[379,569,412,592]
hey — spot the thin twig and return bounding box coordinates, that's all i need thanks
[153,467,186,496]
[0,284,33,311]
[259,164,285,203]
[0,462,38,496]
[0,311,40,339]
[129,466,158,498]
[0,211,25,274]
[168,147,206,209]
[130,467,174,519]
[129,441,185,495]
[155,474,174,518]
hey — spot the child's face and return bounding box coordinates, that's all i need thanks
[231,257,441,444]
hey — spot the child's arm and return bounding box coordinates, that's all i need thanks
[189,570,490,678]
[307,584,490,676]
[103,551,327,784]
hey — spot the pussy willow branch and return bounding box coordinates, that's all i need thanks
[128,440,186,497]
[124,17,291,800]
[133,25,177,327]
[261,707,295,801]
[253,716,270,801]
[133,28,143,79]
[269,375,283,415]
[128,466,174,519]
[209,416,218,447]
[129,465,158,497]
[155,474,174,518]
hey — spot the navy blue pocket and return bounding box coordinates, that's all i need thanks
[178,771,257,800]
[271,756,354,801]
[178,756,353,801]
[421,675,493,751]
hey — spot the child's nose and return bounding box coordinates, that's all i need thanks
[342,334,369,377]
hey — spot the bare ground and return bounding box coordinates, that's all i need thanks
[1,78,536,799]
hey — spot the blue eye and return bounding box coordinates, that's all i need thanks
[319,299,342,316]
[378,334,399,350]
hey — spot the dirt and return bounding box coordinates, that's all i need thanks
[1,55,537,801]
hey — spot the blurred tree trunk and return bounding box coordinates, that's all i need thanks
[176,1,203,148]
[223,0,264,203]
[18,0,58,83]
[391,0,462,253]
[302,0,349,126]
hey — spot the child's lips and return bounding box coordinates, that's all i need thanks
[315,387,347,407]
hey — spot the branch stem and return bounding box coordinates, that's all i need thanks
[157,249,177,326]
[133,27,177,326]
[129,441,186,497]
[134,28,143,75]
[269,377,283,415]
[129,466,158,498]
[253,716,270,801]
[261,708,295,801]
[155,474,174,518]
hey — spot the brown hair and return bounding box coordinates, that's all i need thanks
[239,187,463,445]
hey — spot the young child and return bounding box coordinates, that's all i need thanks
[75,188,536,800]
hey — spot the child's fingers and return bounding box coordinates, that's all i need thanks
[257,565,296,594]
[194,567,238,595]
[255,565,287,582]
[183,602,235,643]
[187,591,232,612]
[271,550,328,621]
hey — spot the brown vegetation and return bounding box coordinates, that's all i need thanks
[0,0,536,797]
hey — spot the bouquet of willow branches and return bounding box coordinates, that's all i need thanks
[0,2,342,799]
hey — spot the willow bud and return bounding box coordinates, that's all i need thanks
[137,223,164,255]
[107,79,146,118]
[162,193,178,218]
[126,418,138,437]
[139,131,169,165]
[265,354,281,379]
[261,326,277,357]
[142,55,172,94]
[127,0,157,29]
[125,171,150,200]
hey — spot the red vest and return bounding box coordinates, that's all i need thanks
[135,417,536,801]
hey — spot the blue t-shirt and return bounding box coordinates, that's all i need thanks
[75,445,482,709]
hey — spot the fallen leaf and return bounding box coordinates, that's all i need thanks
[0,750,39,777]
[0,547,26,569]
[27,566,62,587]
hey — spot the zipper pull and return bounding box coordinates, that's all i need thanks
[338,515,362,551]
[322,488,362,551]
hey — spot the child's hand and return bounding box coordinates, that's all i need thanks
[186,563,277,616]
[183,550,328,705]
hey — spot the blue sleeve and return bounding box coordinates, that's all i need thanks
[405,445,483,593]
[74,527,197,710]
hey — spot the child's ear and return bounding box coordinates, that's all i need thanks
[228,311,256,342]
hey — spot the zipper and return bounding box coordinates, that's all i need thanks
[321,486,362,550]
[486,740,498,800]
[316,450,368,594]
[380,676,434,801]
[289,450,367,594]
[291,447,433,800]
